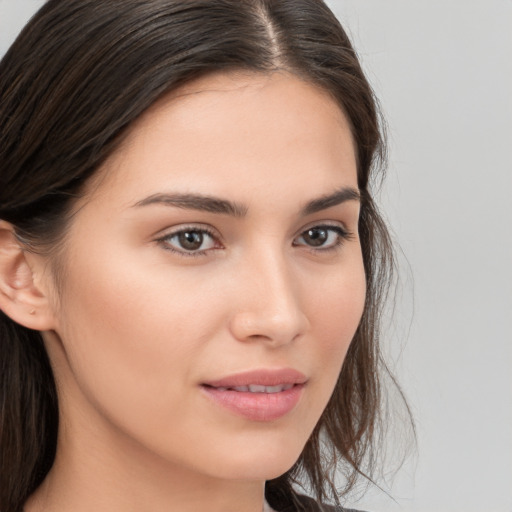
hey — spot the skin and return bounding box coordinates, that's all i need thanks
[19,71,366,512]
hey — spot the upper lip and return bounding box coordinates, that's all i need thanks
[203,368,307,388]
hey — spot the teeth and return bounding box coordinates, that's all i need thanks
[249,385,267,393]
[225,384,294,393]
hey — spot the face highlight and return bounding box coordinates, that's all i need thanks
[43,72,366,484]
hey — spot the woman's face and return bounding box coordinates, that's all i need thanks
[43,72,365,482]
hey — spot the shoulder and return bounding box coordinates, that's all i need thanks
[279,494,369,512]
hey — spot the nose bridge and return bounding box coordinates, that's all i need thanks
[229,242,308,344]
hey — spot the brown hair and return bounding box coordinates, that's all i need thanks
[0,1,399,511]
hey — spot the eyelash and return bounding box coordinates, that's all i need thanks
[155,224,353,258]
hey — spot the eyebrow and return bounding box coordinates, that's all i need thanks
[132,186,360,217]
[301,186,361,215]
[132,192,248,217]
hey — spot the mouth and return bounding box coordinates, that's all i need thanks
[201,368,307,421]
[205,383,295,393]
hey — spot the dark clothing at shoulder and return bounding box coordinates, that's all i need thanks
[279,493,368,512]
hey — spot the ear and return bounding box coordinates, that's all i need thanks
[0,221,57,331]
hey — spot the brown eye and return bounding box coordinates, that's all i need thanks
[294,225,348,249]
[302,228,329,247]
[161,228,217,254]
[178,231,204,251]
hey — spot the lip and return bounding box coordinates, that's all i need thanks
[203,368,307,388]
[201,368,307,422]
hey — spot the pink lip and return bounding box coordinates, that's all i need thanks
[201,368,307,422]
[203,368,307,388]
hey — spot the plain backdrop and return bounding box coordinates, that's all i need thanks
[1,2,511,511]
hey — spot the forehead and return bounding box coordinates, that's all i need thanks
[83,71,357,208]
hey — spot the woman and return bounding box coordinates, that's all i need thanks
[0,1,397,511]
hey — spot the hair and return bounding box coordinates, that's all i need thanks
[0,1,399,511]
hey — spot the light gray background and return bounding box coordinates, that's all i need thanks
[1,2,511,511]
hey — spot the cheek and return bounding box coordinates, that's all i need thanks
[54,248,224,427]
[51,255,241,475]
[58,257,218,384]
[293,254,366,423]
[308,255,366,352]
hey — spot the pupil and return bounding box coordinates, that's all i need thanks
[306,228,327,246]
[179,231,203,250]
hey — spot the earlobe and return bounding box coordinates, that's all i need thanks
[0,221,57,331]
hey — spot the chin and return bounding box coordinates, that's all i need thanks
[201,435,306,482]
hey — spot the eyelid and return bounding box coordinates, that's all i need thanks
[154,222,221,239]
[295,220,353,239]
[298,218,351,233]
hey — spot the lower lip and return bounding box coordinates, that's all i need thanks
[201,384,305,421]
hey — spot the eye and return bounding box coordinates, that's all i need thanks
[294,225,349,250]
[157,227,219,255]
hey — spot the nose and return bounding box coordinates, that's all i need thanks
[228,248,310,347]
